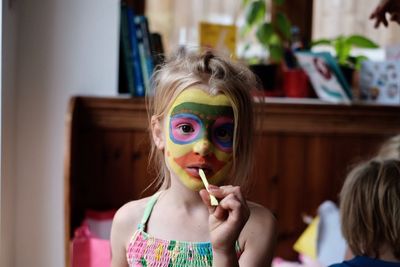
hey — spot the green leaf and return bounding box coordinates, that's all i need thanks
[273,0,285,5]
[256,22,274,47]
[240,24,252,37]
[346,35,379,48]
[340,43,352,65]
[311,39,332,47]
[354,55,368,70]
[275,12,291,41]
[245,1,266,26]
[335,36,351,65]
[242,0,251,7]
[248,56,262,65]
[269,44,284,62]
[269,33,282,46]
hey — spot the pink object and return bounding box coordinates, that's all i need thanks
[272,254,325,267]
[71,224,111,267]
[70,210,116,267]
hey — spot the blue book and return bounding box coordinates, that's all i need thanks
[134,16,150,95]
[126,7,145,97]
[120,4,135,95]
[135,16,155,95]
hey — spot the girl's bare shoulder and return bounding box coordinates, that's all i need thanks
[240,201,277,247]
[233,201,277,265]
[247,201,276,228]
[110,196,156,264]
[112,196,152,234]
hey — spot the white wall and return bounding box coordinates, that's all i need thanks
[2,0,119,266]
[1,0,18,266]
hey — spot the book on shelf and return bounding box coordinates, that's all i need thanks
[118,3,164,96]
[295,51,351,104]
[360,60,400,104]
[126,6,145,97]
[134,15,154,95]
[119,3,135,95]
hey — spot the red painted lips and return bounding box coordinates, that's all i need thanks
[174,152,227,178]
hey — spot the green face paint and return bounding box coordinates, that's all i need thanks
[165,88,235,190]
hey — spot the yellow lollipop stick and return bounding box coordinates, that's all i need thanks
[199,169,219,206]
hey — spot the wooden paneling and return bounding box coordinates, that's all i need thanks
[249,134,279,213]
[64,96,400,264]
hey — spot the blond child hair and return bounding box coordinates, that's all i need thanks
[376,134,400,160]
[146,49,258,191]
[339,159,400,259]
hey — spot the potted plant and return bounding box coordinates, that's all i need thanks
[311,35,379,86]
[241,0,293,94]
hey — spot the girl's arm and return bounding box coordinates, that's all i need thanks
[200,185,277,267]
[110,206,132,267]
[237,204,277,266]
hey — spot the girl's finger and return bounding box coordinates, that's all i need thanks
[212,194,240,221]
[219,193,240,207]
[218,194,249,224]
[213,205,228,221]
[199,189,216,214]
[209,185,245,202]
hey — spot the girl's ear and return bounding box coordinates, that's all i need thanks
[151,115,165,150]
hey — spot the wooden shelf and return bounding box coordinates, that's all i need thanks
[64,96,400,263]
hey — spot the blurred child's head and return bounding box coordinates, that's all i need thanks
[376,134,400,160]
[340,159,400,259]
[147,48,258,191]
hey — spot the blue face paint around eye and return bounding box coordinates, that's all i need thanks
[169,113,204,145]
[169,111,234,152]
[212,122,234,152]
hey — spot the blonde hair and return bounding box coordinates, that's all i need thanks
[340,159,400,259]
[146,48,258,192]
[376,134,400,160]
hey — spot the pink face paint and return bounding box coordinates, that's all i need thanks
[165,88,235,191]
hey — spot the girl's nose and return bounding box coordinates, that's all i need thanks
[193,138,211,156]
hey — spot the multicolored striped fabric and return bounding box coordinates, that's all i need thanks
[126,192,241,267]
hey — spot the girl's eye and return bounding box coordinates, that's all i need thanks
[178,124,194,134]
[215,126,233,142]
[170,114,202,144]
[212,118,234,152]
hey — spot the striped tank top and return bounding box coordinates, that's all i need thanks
[126,192,242,266]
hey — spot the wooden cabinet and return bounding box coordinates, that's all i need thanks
[64,96,400,264]
[247,101,400,258]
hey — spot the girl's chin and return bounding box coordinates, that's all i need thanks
[180,174,225,192]
[180,178,203,191]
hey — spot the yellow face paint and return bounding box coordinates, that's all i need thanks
[165,88,234,191]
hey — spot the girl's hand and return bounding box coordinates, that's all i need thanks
[199,185,250,253]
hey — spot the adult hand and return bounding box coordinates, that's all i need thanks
[370,0,400,28]
[199,185,250,253]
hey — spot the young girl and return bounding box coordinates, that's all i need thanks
[110,49,277,267]
[330,159,400,267]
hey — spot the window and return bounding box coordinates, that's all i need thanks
[313,0,400,46]
[146,0,244,53]
[146,0,400,55]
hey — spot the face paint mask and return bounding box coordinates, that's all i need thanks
[165,88,234,191]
